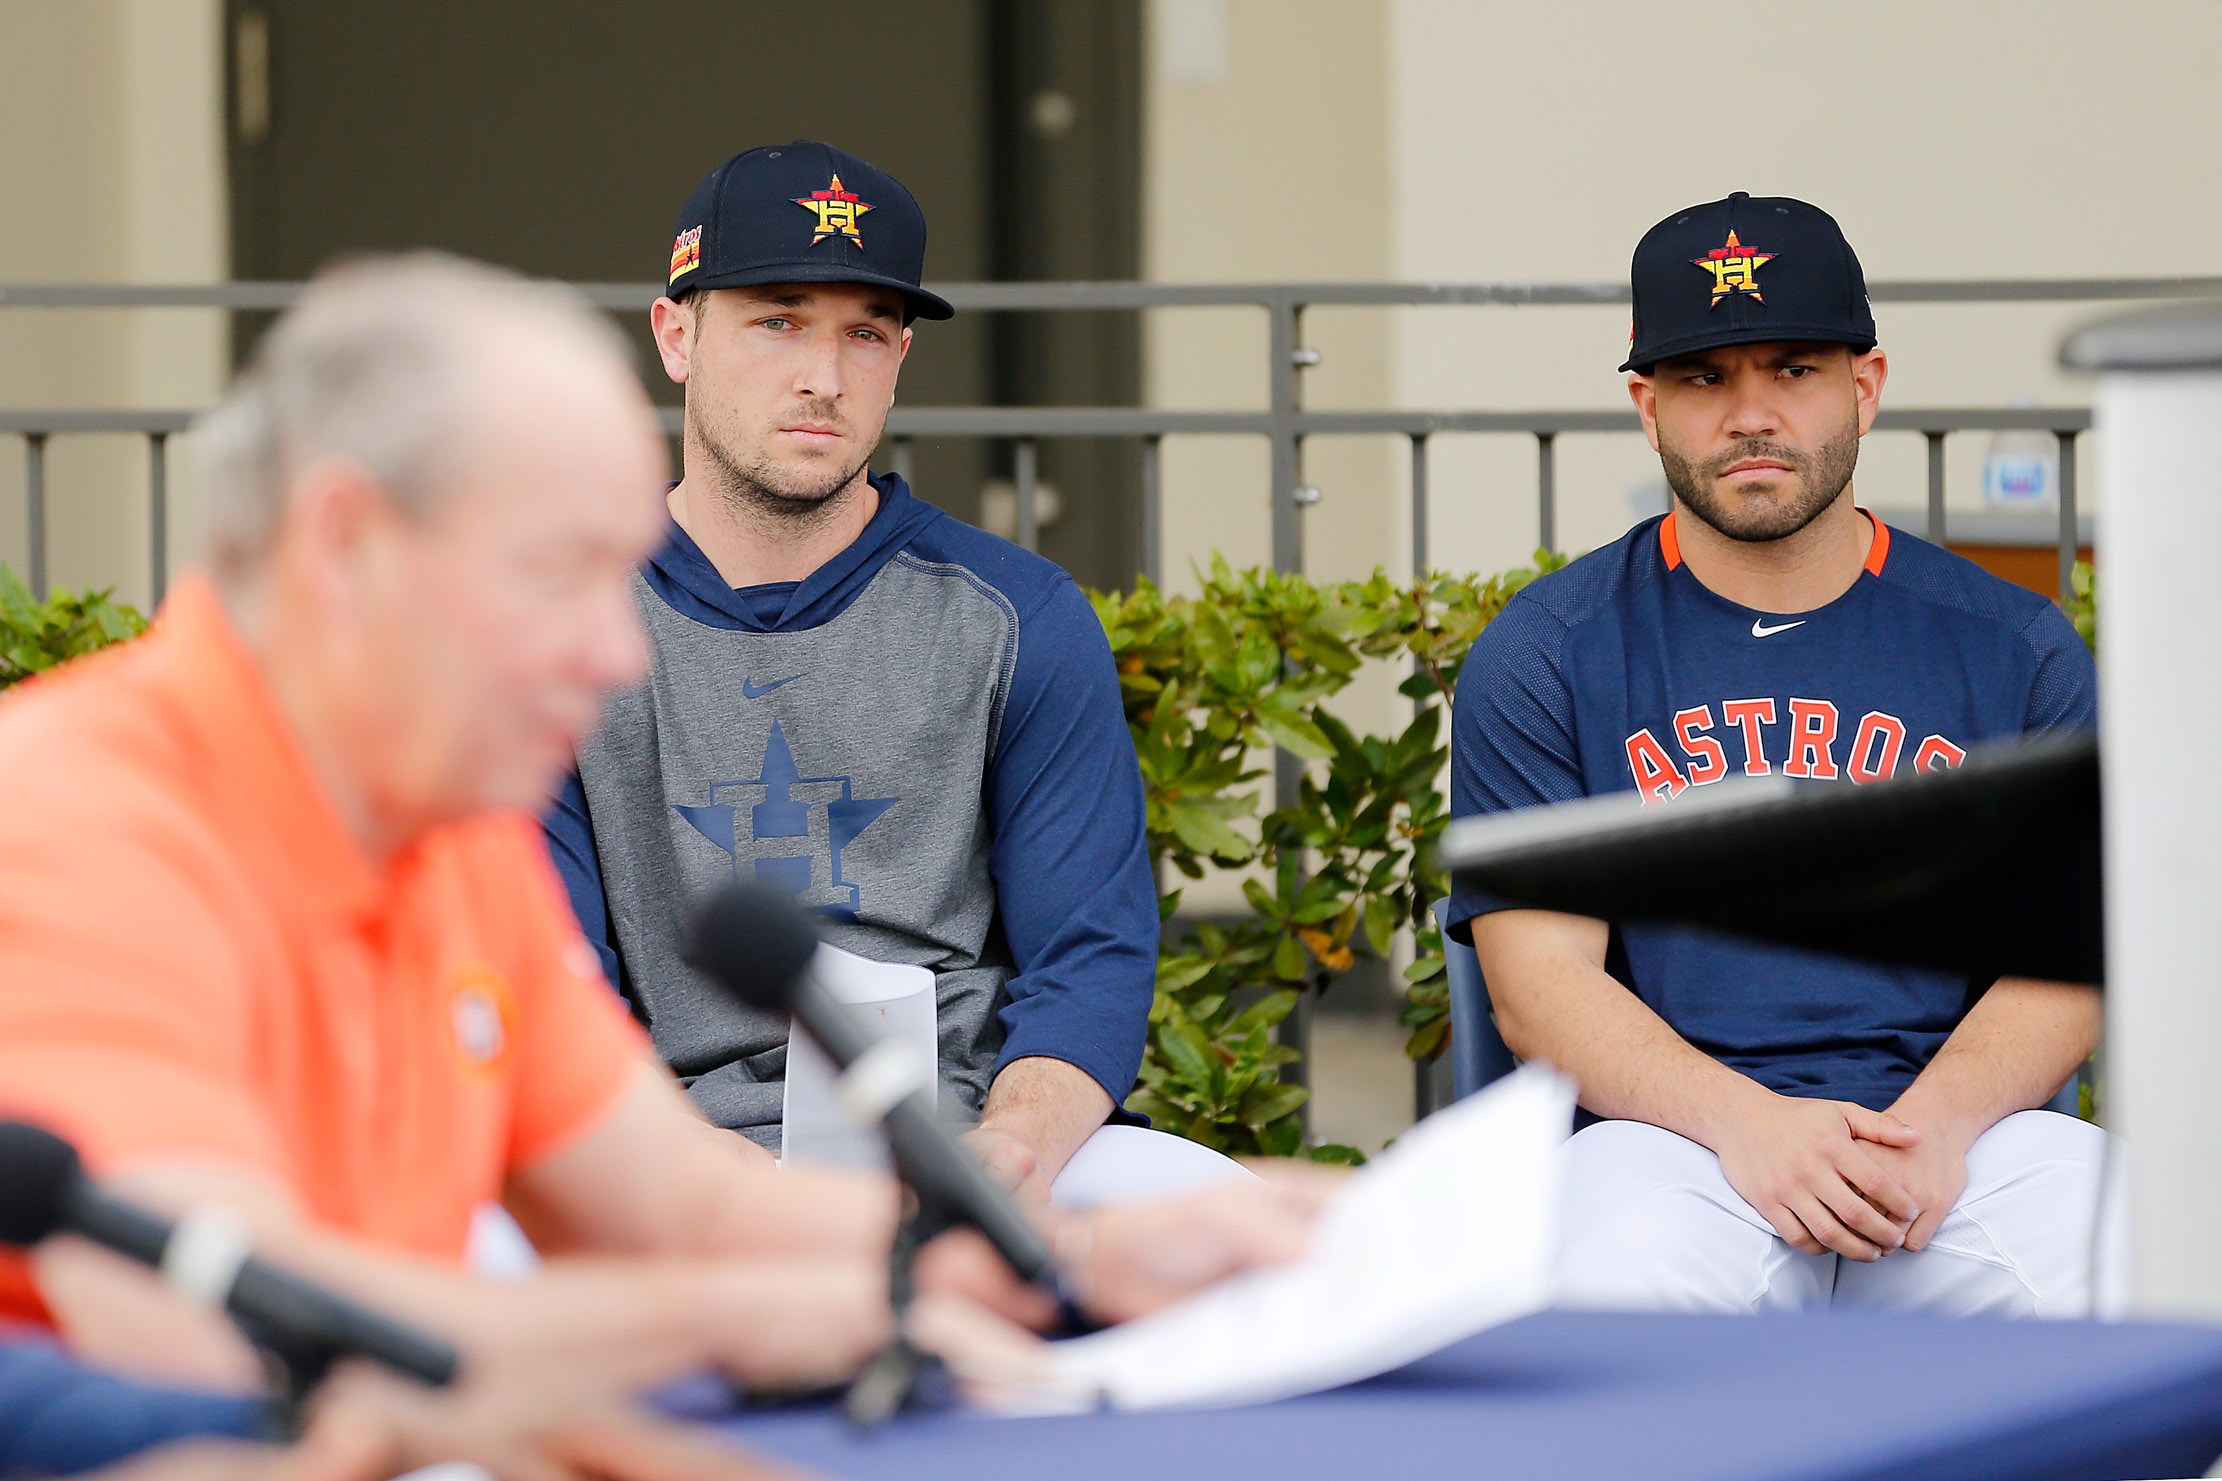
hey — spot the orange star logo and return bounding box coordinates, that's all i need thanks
[794,173,873,248]
[1693,229,1775,307]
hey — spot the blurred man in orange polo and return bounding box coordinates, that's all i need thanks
[0,255,1319,1420]
[0,252,901,1393]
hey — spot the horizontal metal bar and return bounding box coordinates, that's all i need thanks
[0,405,2095,439]
[0,410,199,433]
[3,278,2219,313]
[0,283,305,310]
[883,407,1276,436]
[1873,407,2092,433]
[1870,277,2222,303]
[1299,411,1634,436]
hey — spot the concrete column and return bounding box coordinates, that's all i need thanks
[2063,302,2222,1319]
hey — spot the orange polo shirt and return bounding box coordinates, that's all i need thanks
[0,577,650,1324]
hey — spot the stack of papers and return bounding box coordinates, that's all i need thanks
[996,1064,1574,1413]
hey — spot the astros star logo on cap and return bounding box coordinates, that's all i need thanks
[794,173,873,247]
[1693,229,1775,307]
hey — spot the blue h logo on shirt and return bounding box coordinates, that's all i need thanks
[674,721,898,915]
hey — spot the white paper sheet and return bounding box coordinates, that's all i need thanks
[779,945,938,1171]
[997,1063,1574,1414]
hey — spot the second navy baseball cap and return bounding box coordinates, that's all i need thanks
[664,141,954,322]
[1621,192,1874,373]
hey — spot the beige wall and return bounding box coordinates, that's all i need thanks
[0,0,225,609]
[1143,0,1396,591]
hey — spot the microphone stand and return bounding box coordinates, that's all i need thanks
[238,1317,346,1441]
[842,1193,958,1427]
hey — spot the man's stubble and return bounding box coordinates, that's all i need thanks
[686,395,880,532]
[1660,413,1862,545]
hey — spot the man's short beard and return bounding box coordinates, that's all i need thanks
[1660,419,1861,544]
[686,401,875,524]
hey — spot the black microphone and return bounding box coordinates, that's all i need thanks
[0,1121,458,1387]
[684,880,1060,1290]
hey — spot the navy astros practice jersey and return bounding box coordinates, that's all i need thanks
[1446,510,2096,1111]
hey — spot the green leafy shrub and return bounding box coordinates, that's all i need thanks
[1091,552,1563,1158]
[0,566,146,692]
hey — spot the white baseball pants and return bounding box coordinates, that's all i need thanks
[1552,1109,2126,1318]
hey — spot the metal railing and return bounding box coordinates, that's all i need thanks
[4,277,2205,1131]
[7,275,2213,605]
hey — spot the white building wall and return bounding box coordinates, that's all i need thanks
[0,0,225,609]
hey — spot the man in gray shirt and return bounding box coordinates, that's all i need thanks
[548,142,1222,1205]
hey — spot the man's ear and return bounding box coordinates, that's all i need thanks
[1851,347,1888,437]
[1627,373,1662,453]
[649,295,696,386]
[276,461,395,620]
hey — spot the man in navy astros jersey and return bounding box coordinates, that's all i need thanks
[1446,193,2116,1314]
[545,142,1183,1204]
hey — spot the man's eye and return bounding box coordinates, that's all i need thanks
[1783,365,1814,378]
[850,328,883,343]
[761,317,793,330]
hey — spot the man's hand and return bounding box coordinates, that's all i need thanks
[969,1058,1114,1206]
[1709,1094,1925,1261]
[962,1125,1048,1209]
[913,1165,1339,1330]
[1062,1165,1340,1324]
[1858,1110,1971,1254]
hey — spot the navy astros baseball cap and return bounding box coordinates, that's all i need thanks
[1621,192,1874,373]
[665,141,954,322]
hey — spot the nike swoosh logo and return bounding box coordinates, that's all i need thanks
[742,673,806,699]
[1751,618,1806,638]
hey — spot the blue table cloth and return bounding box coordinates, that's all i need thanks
[714,1310,2222,1481]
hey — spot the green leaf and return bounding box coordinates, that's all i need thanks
[0,565,40,630]
[1405,1017,1451,1061]
[1271,932,1307,981]
[1163,798,1253,861]
[1159,1021,1218,1090]
[1364,893,1399,957]
[1231,988,1300,1035]
[1123,1091,1187,1127]
[1156,957,1214,992]
[1239,1082,1310,1127]
[1306,1142,1367,1166]
[1402,955,1447,983]
[1253,702,1335,760]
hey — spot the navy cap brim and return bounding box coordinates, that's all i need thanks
[672,259,954,321]
[1620,322,1875,374]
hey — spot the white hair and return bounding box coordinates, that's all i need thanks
[197,251,635,578]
